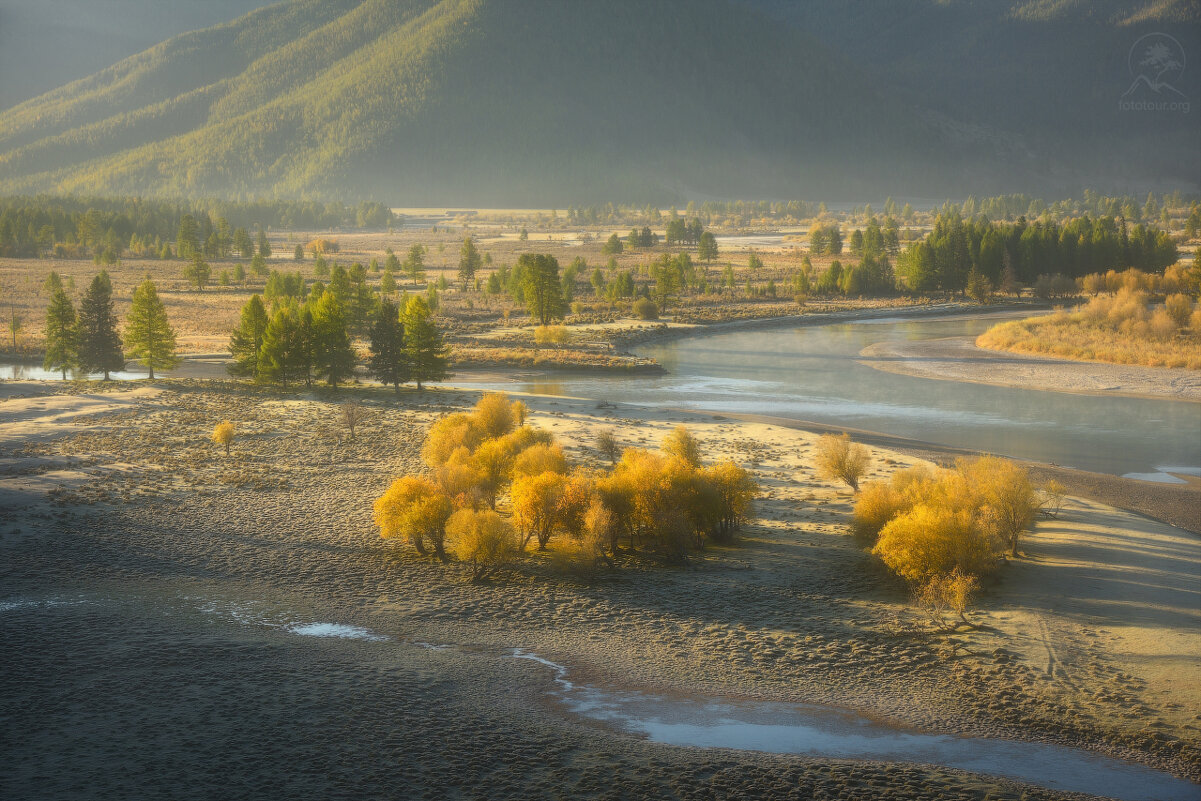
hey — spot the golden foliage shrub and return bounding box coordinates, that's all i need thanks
[662,424,702,467]
[1165,293,1194,329]
[872,504,1000,584]
[511,471,566,550]
[374,476,454,559]
[512,442,568,478]
[422,413,486,467]
[211,420,235,456]
[447,509,519,580]
[533,325,570,345]
[473,391,516,439]
[815,433,870,491]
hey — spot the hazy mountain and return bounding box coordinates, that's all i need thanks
[0,0,277,111]
[0,0,1197,204]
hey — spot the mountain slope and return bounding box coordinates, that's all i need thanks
[0,0,1194,203]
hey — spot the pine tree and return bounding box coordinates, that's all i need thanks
[368,299,409,394]
[43,288,78,379]
[403,244,426,287]
[228,294,269,379]
[256,227,271,258]
[259,304,305,388]
[520,253,564,325]
[77,271,124,379]
[124,279,178,379]
[233,228,253,259]
[310,292,355,387]
[458,237,481,290]
[381,267,396,295]
[403,296,448,390]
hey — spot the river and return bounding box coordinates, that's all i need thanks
[449,314,1201,480]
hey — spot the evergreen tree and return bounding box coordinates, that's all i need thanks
[227,294,269,379]
[403,296,448,390]
[77,271,124,379]
[259,304,305,388]
[602,233,623,255]
[42,271,63,295]
[381,267,396,295]
[294,244,304,261]
[310,292,355,387]
[256,227,271,258]
[183,253,211,291]
[176,215,199,260]
[519,253,564,325]
[124,279,178,379]
[458,237,481,290]
[43,288,78,379]
[368,299,409,394]
[697,231,718,263]
[403,244,426,287]
[233,228,253,259]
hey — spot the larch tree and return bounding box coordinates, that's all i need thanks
[124,279,178,379]
[227,294,269,379]
[259,304,305,388]
[77,271,124,380]
[368,298,409,394]
[519,253,564,326]
[403,295,449,390]
[403,244,426,287]
[43,287,78,379]
[310,292,356,388]
[458,237,481,290]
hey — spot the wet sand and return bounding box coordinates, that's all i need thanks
[859,336,1201,402]
[1,380,1198,800]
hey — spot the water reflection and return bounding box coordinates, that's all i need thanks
[448,316,1201,477]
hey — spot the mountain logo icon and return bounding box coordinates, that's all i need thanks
[1122,33,1187,101]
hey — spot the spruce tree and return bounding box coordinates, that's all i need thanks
[77,271,124,379]
[310,292,355,387]
[403,296,448,390]
[124,279,178,379]
[259,305,304,388]
[43,288,78,379]
[458,237,481,290]
[368,299,408,394]
[227,294,269,379]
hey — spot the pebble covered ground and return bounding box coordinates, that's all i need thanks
[1,379,1196,800]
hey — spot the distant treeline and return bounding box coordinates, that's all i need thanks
[0,196,396,259]
[897,211,1178,293]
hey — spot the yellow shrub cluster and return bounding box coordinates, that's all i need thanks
[375,396,758,579]
[853,457,1040,586]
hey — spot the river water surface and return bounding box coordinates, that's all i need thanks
[451,314,1201,479]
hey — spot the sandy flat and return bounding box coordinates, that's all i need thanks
[859,336,1201,401]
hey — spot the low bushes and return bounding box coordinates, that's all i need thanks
[374,393,758,580]
[853,456,1043,619]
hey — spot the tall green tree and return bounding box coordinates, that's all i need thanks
[256,227,271,258]
[233,227,253,259]
[458,237,481,290]
[403,244,426,287]
[368,299,409,394]
[697,231,718,263]
[259,304,306,388]
[125,279,179,379]
[403,296,448,390]
[227,294,269,379]
[176,215,200,260]
[519,253,564,326]
[183,253,210,291]
[77,271,124,379]
[310,292,355,387]
[43,288,78,379]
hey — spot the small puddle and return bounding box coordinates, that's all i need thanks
[288,622,388,641]
[511,650,1197,801]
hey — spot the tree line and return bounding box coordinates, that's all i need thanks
[42,271,178,379]
[0,196,396,260]
[898,210,1178,294]
[228,291,449,391]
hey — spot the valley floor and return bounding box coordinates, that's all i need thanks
[0,380,1198,800]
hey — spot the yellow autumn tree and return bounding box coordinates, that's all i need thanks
[447,509,520,580]
[373,476,454,560]
[511,471,566,550]
[211,421,235,457]
[815,433,870,491]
